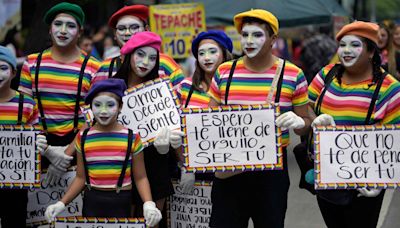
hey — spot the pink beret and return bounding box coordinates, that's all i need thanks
[120,31,162,55]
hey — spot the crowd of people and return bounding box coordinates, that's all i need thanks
[0,1,400,228]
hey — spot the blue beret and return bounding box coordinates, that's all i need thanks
[0,46,17,70]
[44,2,85,26]
[85,78,127,105]
[192,30,233,58]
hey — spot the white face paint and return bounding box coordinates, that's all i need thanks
[131,46,157,77]
[240,24,266,58]
[198,42,222,74]
[337,35,364,67]
[115,16,144,46]
[92,95,119,126]
[51,14,79,47]
[0,60,12,88]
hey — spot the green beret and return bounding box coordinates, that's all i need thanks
[44,2,85,26]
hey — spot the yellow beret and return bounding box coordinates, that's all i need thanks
[234,9,279,35]
[336,21,379,45]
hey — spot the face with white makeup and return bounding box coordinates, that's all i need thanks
[115,15,145,47]
[50,13,80,48]
[338,35,371,68]
[240,22,276,59]
[130,46,158,77]
[0,60,14,90]
[92,92,121,126]
[197,39,223,75]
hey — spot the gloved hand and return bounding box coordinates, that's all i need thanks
[154,127,170,154]
[180,168,195,194]
[143,201,162,227]
[45,201,65,222]
[312,114,336,127]
[276,111,305,129]
[357,188,382,197]
[36,134,48,154]
[170,130,185,149]
[42,145,73,169]
[46,164,66,186]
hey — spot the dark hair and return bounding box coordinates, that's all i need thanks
[192,43,233,91]
[336,38,382,87]
[242,17,274,37]
[113,50,160,86]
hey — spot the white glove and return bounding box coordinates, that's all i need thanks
[42,145,73,169]
[143,201,162,227]
[154,127,170,154]
[312,114,336,127]
[276,111,305,129]
[46,164,66,186]
[180,168,195,194]
[357,188,382,198]
[170,130,185,149]
[45,201,65,222]
[36,135,48,154]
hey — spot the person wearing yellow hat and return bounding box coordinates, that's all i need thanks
[18,2,101,184]
[308,21,400,227]
[208,9,311,228]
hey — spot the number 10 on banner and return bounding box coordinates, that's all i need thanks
[164,39,186,57]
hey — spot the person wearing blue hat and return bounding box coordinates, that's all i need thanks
[45,78,162,227]
[176,30,233,194]
[0,46,43,227]
[18,2,102,185]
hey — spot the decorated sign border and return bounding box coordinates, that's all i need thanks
[314,124,400,189]
[55,217,146,225]
[125,77,181,145]
[0,124,41,189]
[181,104,282,173]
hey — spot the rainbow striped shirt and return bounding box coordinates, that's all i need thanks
[309,64,400,125]
[208,58,309,146]
[179,78,210,108]
[93,53,184,88]
[75,128,143,189]
[0,91,39,125]
[19,49,101,136]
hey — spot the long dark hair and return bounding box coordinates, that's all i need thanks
[113,50,160,86]
[192,44,233,91]
[335,38,383,87]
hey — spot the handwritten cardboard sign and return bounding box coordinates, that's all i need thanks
[54,217,146,228]
[181,105,282,172]
[169,181,212,228]
[119,78,181,146]
[0,125,40,188]
[314,125,400,189]
[27,170,83,225]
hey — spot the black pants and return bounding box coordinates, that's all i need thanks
[0,189,28,228]
[317,190,385,228]
[82,189,131,217]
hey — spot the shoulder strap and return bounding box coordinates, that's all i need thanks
[81,128,91,190]
[315,64,341,115]
[34,51,48,132]
[274,60,286,103]
[17,93,24,125]
[109,56,118,78]
[365,72,387,124]
[225,59,238,105]
[184,83,195,108]
[73,54,91,133]
[116,129,133,193]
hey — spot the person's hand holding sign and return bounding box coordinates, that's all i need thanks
[357,188,382,197]
[276,111,305,130]
[154,127,171,154]
[45,201,65,222]
[312,114,336,127]
[170,130,185,149]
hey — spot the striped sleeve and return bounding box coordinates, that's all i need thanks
[208,62,229,104]
[380,76,400,124]
[159,53,184,87]
[131,133,143,155]
[19,56,36,96]
[308,65,335,104]
[75,130,82,153]
[291,66,309,106]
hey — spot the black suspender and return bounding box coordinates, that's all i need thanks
[108,56,121,78]
[366,72,387,124]
[274,60,286,103]
[225,59,238,105]
[17,93,24,125]
[184,84,195,108]
[81,128,134,193]
[34,51,91,133]
[74,54,91,133]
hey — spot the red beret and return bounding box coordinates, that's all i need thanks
[108,5,149,28]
